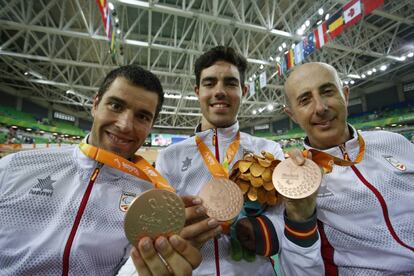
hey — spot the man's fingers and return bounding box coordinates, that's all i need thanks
[136,237,170,276]
[181,195,202,208]
[185,204,208,225]
[169,235,202,269]
[287,148,306,166]
[180,217,221,242]
[154,236,193,276]
[130,247,152,276]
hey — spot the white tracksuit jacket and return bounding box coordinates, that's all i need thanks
[307,126,414,275]
[0,145,154,275]
[155,122,323,276]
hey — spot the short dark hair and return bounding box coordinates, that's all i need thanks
[97,65,164,120]
[194,46,248,87]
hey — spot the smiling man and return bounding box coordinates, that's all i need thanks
[155,46,323,276]
[284,62,414,274]
[0,65,202,276]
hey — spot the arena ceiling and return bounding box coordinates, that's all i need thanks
[0,0,413,131]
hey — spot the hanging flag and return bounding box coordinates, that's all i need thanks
[327,10,344,39]
[259,71,267,89]
[248,82,255,97]
[254,78,261,93]
[276,63,281,78]
[344,0,362,27]
[106,8,113,40]
[280,56,287,75]
[314,22,328,49]
[96,0,107,27]
[362,0,384,15]
[303,32,315,58]
[294,41,304,65]
[287,49,294,69]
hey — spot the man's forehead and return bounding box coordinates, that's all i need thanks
[286,64,337,90]
[200,61,240,78]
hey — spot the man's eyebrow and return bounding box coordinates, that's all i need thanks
[201,76,217,82]
[319,82,336,90]
[296,91,311,102]
[106,96,127,105]
[223,76,239,82]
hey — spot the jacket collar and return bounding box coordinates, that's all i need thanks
[73,134,129,178]
[304,124,360,158]
[194,121,240,143]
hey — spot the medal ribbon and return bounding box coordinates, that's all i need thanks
[304,133,366,173]
[195,131,240,178]
[79,143,175,192]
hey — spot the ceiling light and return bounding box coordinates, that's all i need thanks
[282,42,287,48]
[269,56,274,61]
[291,43,295,49]
[252,110,257,115]
[305,20,310,27]
[361,74,366,78]
[253,74,257,78]
[367,70,373,75]
[297,29,304,35]
[249,77,253,82]
[372,68,377,72]
[325,14,330,20]
[259,64,264,69]
[350,80,355,85]
[318,8,324,15]
[317,20,322,25]
[407,52,414,58]
[276,56,281,62]
[399,56,407,61]
[278,46,283,51]
[380,65,387,71]
[344,80,349,85]
[108,2,115,10]
[267,104,274,111]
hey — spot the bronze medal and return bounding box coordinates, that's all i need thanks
[198,178,244,222]
[272,158,321,199]
[124,189,185,244]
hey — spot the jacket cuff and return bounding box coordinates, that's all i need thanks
[247,215,279,257]
[284,210,318,248]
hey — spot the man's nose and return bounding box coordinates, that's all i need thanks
[115,111,133,132]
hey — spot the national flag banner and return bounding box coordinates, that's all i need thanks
[106,8,113,39]
[281,56,287,75]
[362,0,384,15]
[96,0,107,27]
[303,32,315,58]
[327,10,344,39]
[254,78,261,93]
[276,63,281,77]
[287,49,294,69]
[294,41,304,65]
[259,71,267,89]
[344,0,362,27]
[314,22,328,49]
[248,81,255,97]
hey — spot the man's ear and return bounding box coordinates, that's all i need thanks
[284,106,298,124]
[242,84,248,97]
[342,86,350,106]
[91,95,100,118]
[194,85,200,98]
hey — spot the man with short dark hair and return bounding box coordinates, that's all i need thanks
[156,46,323,275]
[284,62,414,274]
[0,65,201,276]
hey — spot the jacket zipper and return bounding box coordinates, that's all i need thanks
[62,163,102,276]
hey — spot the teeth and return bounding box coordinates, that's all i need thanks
[108,133,130,144]
[212,104,228,108]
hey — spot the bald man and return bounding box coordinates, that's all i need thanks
[283,62,414,275]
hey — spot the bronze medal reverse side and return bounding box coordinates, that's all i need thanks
[198,178,244,222]
[124,189,185,244]
[272,158,322,199]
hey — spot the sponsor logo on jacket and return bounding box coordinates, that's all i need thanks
[383,155,406,171]
[29,175,55,197]
[119,192,136,212]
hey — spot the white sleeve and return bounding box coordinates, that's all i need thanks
[0,153,15,196]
